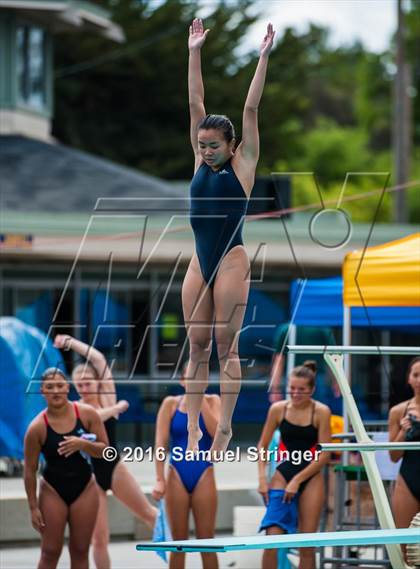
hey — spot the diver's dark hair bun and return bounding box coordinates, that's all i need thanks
[302,360,317,373]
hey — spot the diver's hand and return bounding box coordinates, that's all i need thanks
[260,23,275,58]
[189,18,210,50]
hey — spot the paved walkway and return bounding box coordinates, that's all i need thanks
[0,452,258,568]
[0,540,240,569]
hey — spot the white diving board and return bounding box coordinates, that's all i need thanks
[136,528,420,553]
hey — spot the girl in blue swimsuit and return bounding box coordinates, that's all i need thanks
[183,18,275,455]
[153,366,221,569]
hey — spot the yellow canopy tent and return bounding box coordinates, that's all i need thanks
[343,233,420,307]
[339,234,420,567]
[340,232,420,432]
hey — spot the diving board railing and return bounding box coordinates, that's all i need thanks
[136,528,420,553]
[286,344,420,569]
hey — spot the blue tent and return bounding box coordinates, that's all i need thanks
[290,277,420,332]
[239,288,287,357]
[0,317,65,458]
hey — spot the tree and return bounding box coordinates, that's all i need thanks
[53,0,258,178]
[405,0,420,145]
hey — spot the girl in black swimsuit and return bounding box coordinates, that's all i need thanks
[388,356,420,563]
[24,368,107,569]
[257,361,332,569]
[54,335,157,569]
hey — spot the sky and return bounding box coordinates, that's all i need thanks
[199,0,398,54]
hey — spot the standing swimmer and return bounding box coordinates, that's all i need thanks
[257,362,331,569]
[54,334,157,569]
[152,365,221,569]
[24,368,107,569]
[184,18,275,454]
[388,356,420,564]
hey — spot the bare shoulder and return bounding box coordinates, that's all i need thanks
[389,400,409,419]
[315,401,331,415]
[160,395,180,412]
[25,412,45,442]
[231,150,257,197]
[234,142,258,168]
[77,402,101,422]
[269,400,286,419]
[314,401,331,425]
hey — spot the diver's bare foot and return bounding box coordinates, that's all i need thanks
[187,426,203,453]
[210,425,232,457]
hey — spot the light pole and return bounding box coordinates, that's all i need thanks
[393,0,412,223]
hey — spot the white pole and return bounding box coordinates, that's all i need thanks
[343,306,351,421]
[285,323,297,400]
[343,305,351,467]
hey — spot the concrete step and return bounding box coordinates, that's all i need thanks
[0,485,262,544]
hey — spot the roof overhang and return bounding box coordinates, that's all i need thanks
[0,0,125,42]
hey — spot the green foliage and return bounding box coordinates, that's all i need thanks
[289,118,372,184]
[52,0,419,222]
[354,53,392,149]
[278,119,395,222]
[407,146,420,223]
[406,0,420,144]
[53,0,257,178]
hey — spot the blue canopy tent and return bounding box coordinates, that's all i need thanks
[0,317,65,459]
[287,277,420,418]
[290,277,420,331]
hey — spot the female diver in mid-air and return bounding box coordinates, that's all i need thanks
[184,18,275,454]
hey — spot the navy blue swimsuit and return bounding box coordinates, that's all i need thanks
[190,159,248,288]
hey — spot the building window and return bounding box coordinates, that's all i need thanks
[16,25,46,110]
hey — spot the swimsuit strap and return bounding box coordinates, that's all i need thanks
[281,402,316,425]
[43,403,81,431]
[311,401,316,426]
[280,403,288,425]
[170,397,184,422]
[403,398,418,416]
